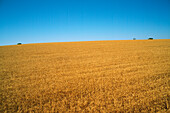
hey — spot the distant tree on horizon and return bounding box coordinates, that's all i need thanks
[148,38,153,40]
[17,43,22,45]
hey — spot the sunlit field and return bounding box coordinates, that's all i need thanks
[0,39,170,112]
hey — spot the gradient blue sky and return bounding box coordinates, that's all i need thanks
[0,0,170,45]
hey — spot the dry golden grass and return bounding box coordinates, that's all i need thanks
[0,39,170,112]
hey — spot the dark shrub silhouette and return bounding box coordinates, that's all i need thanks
[133,38,136,40]
[17,43,22,45]
[148,38,153,40]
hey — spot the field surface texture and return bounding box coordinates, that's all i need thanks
[0,40,170,112]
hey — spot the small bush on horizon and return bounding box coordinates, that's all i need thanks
[17,43,22,45]
[148,38,153,40]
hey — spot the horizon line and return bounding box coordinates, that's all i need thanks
[1,38,170,46]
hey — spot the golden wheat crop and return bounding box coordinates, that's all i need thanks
[0,39,170,112]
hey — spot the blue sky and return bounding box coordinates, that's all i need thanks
[0,0,170,45]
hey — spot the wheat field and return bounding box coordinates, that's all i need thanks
[0,39,170,112]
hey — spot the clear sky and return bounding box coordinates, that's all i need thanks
[0,0,170,45]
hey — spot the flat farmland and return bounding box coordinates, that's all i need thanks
[0,40,170,112]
